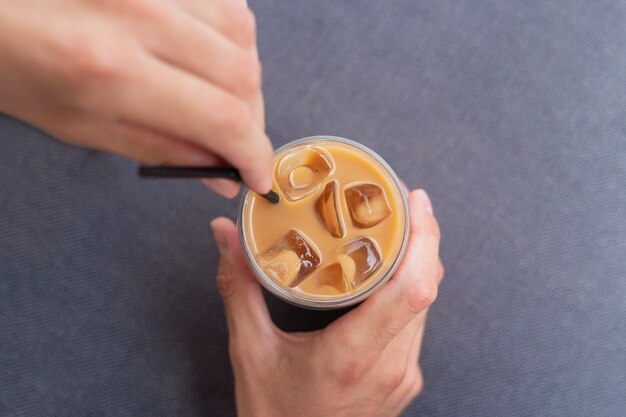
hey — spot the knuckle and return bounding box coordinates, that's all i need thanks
[233,53,261,98]
[99,0,126,13]
[216,271,236,299]
[410,369,424,397]
[254,136,273,167]
[328,334,371,385]
[437,260,445,283]
[383,367,407,393]
[129,0,154,11]
[399,366,417,392]
[334,359,369,386]
[125,0,163,19]
[215,98,251,138]
[412,210,440,241]
[235,7,257,46]
[405,283,438,313]
[326,331,383,385]
[219,3,256,47]
[423,215,441,241]
[68,35,123,80]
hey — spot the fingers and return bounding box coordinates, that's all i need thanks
[324,189,441,367]
[248,90,265,130]
[367,314,420,394]
[436,257,445,285]
[31,0,272,194]
[388,258,444,410]
[404,259,443,365]
[50,111,221,166]
[145,6,261,101]
[403,259,443,367]
[49,112,244,198]
[110,120,220,165]
[82,0,272,193]
[373,314,426,416]
[210,217,275,339]
[408,312,428,366]
[202,179,241,199]
[177,0,257,49]
[173,0,266,126]
[122,54,273,193]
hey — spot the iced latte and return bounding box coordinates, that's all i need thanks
[238,136,409,309]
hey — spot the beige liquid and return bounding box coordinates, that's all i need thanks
[244,141,405,299]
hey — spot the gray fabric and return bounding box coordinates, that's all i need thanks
[2,0,626,416]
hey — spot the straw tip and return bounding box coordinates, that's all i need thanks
[261,190,280,204]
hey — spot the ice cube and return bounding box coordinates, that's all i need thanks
[337,237,382,287]
[315,180,345,238]
[314,263,351,294]
[257,229,321,287]
[275,146,334,201]
[259,249,301,286]
[344,182,392,228]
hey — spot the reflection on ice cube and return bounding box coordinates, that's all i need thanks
[344,182,392,228]
[315,180,345,238]
[257,229,321,287]
[275,146,334,201]
[314,263,351,294]
[337,236,382,287]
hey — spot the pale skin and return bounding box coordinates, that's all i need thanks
[211,189,444,417]
[0,0,271,197]
[0,1,444,414]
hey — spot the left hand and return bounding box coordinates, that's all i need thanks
[210,189,444,417]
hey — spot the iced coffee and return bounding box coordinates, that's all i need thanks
[239,136,409,308]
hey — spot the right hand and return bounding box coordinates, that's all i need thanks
[211,189,444,417]
[0,0,272,197]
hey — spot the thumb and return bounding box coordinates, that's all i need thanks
[211,217,274,339]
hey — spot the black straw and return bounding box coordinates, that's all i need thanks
[138,166,242,181]
[262,190,280,204]
[138,165,280,204]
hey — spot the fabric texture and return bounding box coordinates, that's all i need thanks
[1,1,625,416]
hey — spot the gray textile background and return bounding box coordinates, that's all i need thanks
[2,0,626,416]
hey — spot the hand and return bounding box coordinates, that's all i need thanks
[210,189,444,417]
[0,0,272,197]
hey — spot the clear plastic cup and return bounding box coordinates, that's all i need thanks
[238,136,409,309]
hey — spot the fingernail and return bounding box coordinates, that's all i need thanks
[210,220,228,254]
[417,189,433,214]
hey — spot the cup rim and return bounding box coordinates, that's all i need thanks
[237,135,410,310]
